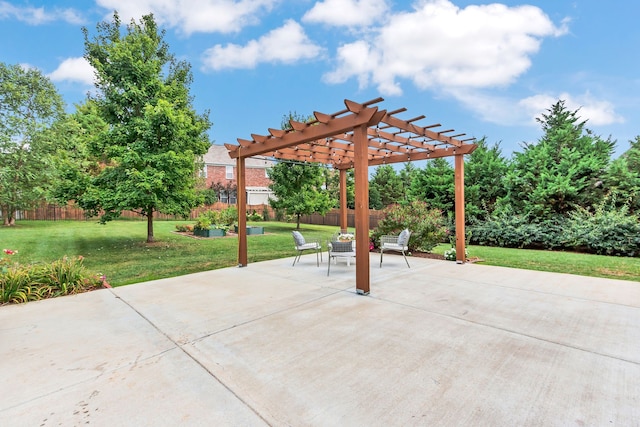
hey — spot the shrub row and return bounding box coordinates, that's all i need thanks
[470,204,640,257]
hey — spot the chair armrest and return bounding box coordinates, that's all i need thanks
[380,235,399,245]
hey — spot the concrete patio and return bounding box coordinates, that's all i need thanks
[1,253,638,426]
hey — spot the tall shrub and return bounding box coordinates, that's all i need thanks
[371,201,446,252]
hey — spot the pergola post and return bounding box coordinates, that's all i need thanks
[237,156,247,267]
[454,154,466,264]
[339,168,347,231]
[353,124,370,295]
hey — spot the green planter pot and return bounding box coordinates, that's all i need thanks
[234,226,265,235]
[194,228,226,237]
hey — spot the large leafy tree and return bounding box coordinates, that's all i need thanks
[0,63,65,226]
[504,100,614,218]
[464,138,509,221]
[409,158,455,214]
[52,100,107,206]
[268,162,333,229]
[79,13,211,242]
[368,164,404,209]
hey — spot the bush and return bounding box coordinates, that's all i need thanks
[247,210,262,222]
[565,202,640,256]
[371,201,446,252]
[1,255,104,305]
[469,207,566,249]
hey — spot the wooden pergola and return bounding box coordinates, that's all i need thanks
[225,98,477,295]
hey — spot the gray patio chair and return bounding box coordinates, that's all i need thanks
[292,231,322,266]
[379,229,411,268]
[327,231,356,276]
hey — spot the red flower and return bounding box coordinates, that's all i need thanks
[3,249,17,255]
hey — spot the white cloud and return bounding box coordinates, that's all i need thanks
[202,20,324,70]
[519,92,625,126]
[95,0,277,35]
[302,0,389,27]
[48,57,95,86]
[440,88,625,129]
[0,1,84,25]
[324,0,568,96]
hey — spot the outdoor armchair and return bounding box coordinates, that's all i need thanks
[292,231,322,266]
[379,229,411,268]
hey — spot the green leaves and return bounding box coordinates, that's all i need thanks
[268,162,333,228]
[76,13,211,242]
[0,62,66,224]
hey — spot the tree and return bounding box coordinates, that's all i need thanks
[504,100,614,218]
[78,13,211,242]
[51,100,107,207]
[408,158,455,214]
[369,164,404,209]
[324,168,354,209]
[398,162,418,203]
[268,162,333,229]
[604,136,640,213]
[0,62,65,225]
[464,138,509,221]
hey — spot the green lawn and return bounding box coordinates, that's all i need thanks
[1,220,638,286]
[433,243,640,282]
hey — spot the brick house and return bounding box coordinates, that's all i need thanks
[202,144,275,205]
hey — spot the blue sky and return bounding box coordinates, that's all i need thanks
[1,0,638,158]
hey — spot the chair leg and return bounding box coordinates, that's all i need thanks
[292,250,300,266]
[327,254,331,276]
[315,248,320,266]
[402,250,410,268]
[380,248,384,267]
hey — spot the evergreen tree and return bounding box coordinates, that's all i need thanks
[398,162,419,203]
[604,136,640,213]
[409,158,454,214]
[464,138,509,221]
[368,164,404,209]
[504,100,614,218]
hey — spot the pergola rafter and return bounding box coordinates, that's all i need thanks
[226,98,477,295]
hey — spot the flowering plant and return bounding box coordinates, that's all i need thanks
[444,248,469,261]
[338,233,354,242]
[1,249,18,274]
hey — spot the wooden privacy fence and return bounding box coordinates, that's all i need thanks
[14,204,383,228]
[300,209,384,229]
[15,203,274,221]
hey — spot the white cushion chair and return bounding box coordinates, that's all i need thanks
[379,229,411,268]
[292,231,322,266]
[327,231,356,276]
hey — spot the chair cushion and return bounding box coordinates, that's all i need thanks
[398,229,410,246]
[298,242,319,250]
[292,231,306,246]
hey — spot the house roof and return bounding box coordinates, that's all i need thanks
[204,144,275,168]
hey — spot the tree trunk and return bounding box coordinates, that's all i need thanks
[147,209,154,243]
[2,206,16,226]
[296,213,301,230]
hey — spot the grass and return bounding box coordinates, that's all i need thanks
[0,220,338,286]
[433,243,640,282]
[1,220,639,286]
